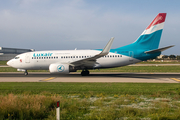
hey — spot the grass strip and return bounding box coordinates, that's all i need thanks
[137,61,180,64]
[0,61,7,65]
[0,82,179,96]
[0,83,180,119]
[88,66,180,72]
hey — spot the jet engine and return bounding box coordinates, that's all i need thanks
[49,63,69,74]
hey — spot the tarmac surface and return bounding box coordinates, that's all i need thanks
[0,72,180,83]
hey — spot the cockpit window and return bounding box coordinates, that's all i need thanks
[14,57,20,59]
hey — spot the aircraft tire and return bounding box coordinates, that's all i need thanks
[81,70,89,76]
[24,70,28,76]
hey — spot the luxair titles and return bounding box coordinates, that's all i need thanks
[33,53,53,57]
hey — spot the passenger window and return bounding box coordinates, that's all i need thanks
[56,57,58,59]
[76,56,78,58]
[79,56,81,58]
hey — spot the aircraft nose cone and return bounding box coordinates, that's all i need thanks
[7,60,12,66]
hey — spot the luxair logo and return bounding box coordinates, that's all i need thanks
[57,65,65,72]
[152,16,163,25]
[33,53,53,57]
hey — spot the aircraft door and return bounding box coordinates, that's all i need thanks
[25,54,30,63]
[129,51,134,61]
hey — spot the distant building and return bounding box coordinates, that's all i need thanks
[0,47,34,61]
[157,55,164,59]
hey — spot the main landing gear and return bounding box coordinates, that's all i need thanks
[81,70,89,76]
[24,70,28,76]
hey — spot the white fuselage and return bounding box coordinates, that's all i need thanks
[7,49,141,71]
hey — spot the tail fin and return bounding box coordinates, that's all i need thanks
[133,13,166,50]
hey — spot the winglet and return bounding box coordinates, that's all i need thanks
[99,37,114,56]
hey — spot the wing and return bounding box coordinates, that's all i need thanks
[70,37,114,68]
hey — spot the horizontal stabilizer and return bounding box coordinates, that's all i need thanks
[144,45,174,54]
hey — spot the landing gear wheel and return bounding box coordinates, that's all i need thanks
[24,70,28,76]
[81,70,90,76]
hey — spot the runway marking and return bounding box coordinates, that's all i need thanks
[170,78,180,82]
[40,77,56,82]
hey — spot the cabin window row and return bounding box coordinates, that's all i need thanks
[61,56,91,59]
[32,55,122,60]
[103,55,122,58]
[60,55,122,59]
[32,56,58,59]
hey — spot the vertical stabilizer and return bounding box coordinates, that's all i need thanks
[133,13,166,50]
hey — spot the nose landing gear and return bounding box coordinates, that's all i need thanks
[24,70,28,76]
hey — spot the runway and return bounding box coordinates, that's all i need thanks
[0,72,180,83]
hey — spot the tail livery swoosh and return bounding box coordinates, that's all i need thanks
[142,13,166,35]
[134,13,167,50]
[146,13,166,30]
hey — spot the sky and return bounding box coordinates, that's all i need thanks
[0,0,180,55]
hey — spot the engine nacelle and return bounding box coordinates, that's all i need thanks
[49,63,69,74]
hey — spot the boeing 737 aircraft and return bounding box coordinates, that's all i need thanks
[7,13,174,76]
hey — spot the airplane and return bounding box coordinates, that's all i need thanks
[7,13,174,76]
